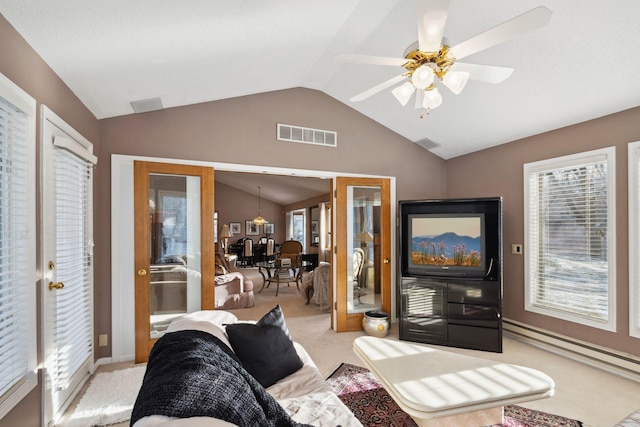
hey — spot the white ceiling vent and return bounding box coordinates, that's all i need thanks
[130,97,163,114]
[277,123,337,147]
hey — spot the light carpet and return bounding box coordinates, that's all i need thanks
[64,365,145,427]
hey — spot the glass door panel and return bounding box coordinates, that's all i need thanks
[148,174,202,339]
[134,161,214,363]
[347,186,382,314]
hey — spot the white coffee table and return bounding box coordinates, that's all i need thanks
[353,336,555,427]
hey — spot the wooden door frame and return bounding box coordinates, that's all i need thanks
[133,161,215,362]
[334,177,392,332]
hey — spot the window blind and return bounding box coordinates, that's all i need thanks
[526,155,611,325]
[51,147,93,389]
[0,96,31,398]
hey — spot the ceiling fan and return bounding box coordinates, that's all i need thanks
[335,0,552,116]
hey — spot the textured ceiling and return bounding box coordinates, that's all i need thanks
[1,1,639,159]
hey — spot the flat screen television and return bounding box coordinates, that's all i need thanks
[407,213,486,277]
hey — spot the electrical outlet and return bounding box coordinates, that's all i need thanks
[512,244,523,255]
[98,334,108,347]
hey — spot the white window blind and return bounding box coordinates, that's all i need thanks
[0,75,37,417]
[52,147,94,389]
[524,148,616,331]
[628,141,640,338]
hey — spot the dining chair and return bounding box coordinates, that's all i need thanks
[265,237,276,262]
[239,238,254,266]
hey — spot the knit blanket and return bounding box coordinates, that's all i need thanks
[130,329,312,427]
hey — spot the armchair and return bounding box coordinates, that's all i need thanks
[352,248,365,304]
[275,239,303,288]
[214,253,254,309]
[304,261,331,311]
[278,240,303,265]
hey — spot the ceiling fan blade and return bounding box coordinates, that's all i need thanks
[449,6,552,60]
[450,62,514,84]
[350,74,408,102]
[417,0,450,53]
[334,53,412,67]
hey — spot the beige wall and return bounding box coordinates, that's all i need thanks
[445,106,640,357]
[0,15,99,427]
[215,181,288,244]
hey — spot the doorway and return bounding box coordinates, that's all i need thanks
[111,156,396,361]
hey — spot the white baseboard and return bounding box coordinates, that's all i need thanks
[503,318,640,383]
[93,356,114,371]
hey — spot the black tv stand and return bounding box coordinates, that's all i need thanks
[400,275,502,352]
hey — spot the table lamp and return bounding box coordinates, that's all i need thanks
[220,224,233,254]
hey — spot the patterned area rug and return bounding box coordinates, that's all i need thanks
[326,363,583,427]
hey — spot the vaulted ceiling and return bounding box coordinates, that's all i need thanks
[1,1,638,160]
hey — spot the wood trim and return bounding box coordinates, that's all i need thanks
[133,161,152,363]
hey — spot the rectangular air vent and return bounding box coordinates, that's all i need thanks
[277,123,337,147]
[130,97,163,114]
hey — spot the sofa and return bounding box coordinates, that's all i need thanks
[131,307,362,427]
[214,253,254,310]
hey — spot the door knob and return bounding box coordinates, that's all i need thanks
[48,281,65,291]
[137,269,148,276]
[383,258,391,264]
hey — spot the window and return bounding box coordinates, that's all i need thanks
[524,147,616,331]
[628,141,640,338]
[0,73,37,417]
[286,209,306,247]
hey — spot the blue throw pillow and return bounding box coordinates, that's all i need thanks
[226,305,303,388]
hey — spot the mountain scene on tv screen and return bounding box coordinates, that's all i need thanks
[412,232,481,266]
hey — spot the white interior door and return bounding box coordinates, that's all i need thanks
[41,106,97,425]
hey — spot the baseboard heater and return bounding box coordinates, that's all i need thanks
[503,318,640,382]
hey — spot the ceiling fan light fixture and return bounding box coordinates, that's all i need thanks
[392,81,415,106]
[411,64,435,90]
[423,87,443,110]
[442,71,470,94]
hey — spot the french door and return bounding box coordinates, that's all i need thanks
[42,107,97,425]
[334,177,392,331]
[133,161,215,363]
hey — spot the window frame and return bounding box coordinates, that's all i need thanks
[524,147,616,332]
[0,73,37,418]
[628,141,640,338]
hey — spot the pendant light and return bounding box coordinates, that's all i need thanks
[252,186,267,225]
